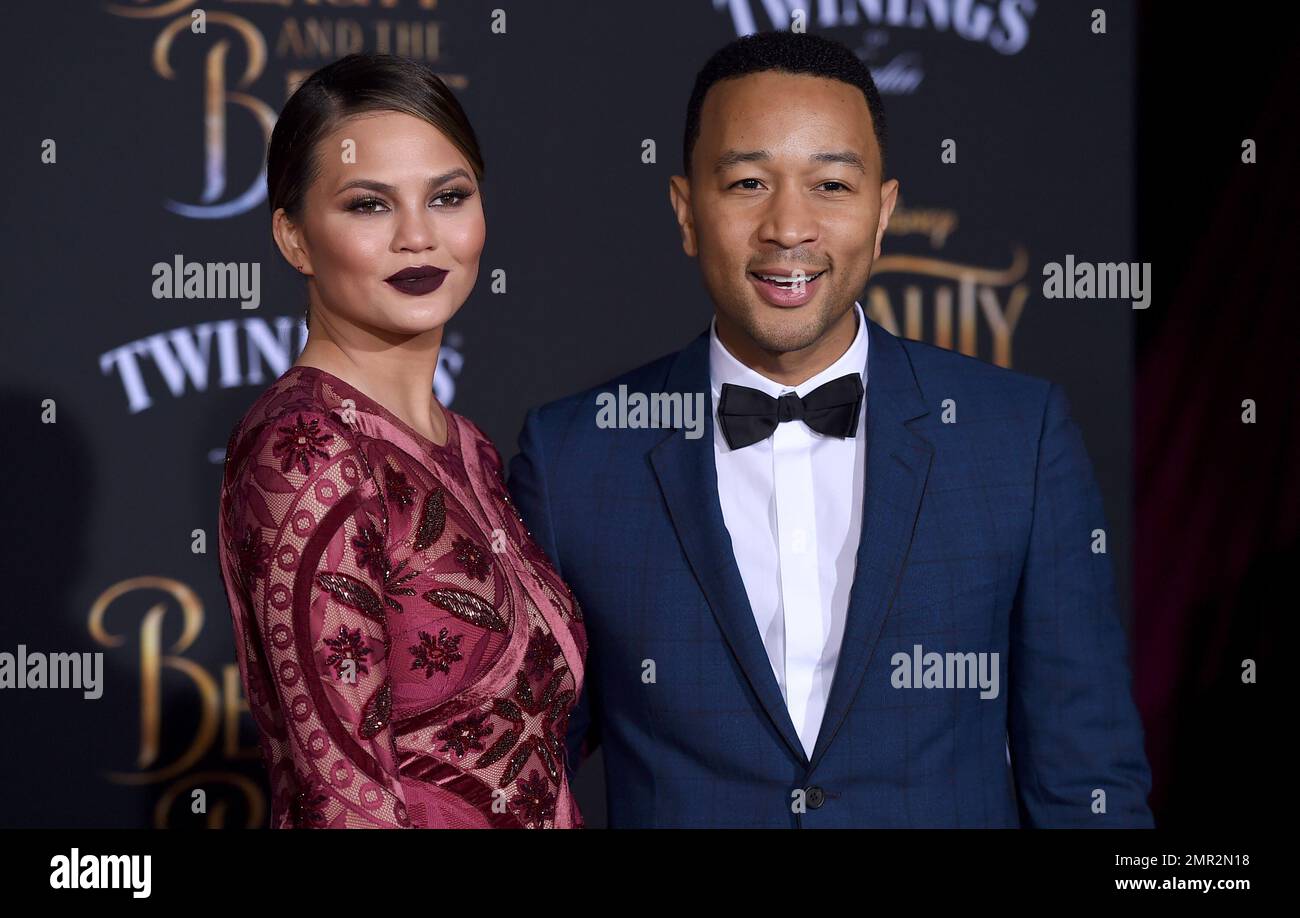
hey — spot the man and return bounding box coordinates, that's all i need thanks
[507,31,1153,827]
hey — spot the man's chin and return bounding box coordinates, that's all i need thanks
[735,305,831,354]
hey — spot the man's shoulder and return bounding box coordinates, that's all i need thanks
[520,322,1062,446]
[526,339,694,433]
[891,332,1055,422]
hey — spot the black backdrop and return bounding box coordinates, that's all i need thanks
[1,0,1140,828]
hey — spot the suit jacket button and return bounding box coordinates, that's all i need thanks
[805,785,826,809]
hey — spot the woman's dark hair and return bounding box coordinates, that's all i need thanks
[683,31,888,177]
[267,52,485,221]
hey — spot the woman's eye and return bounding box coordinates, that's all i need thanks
[347,196,387,214]
[346,189,475,212]
[432,188,474,207]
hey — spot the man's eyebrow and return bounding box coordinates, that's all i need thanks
[335,168,472,195]
[811,150,866,172]
[713,149,867,173]
[713,149,772,173]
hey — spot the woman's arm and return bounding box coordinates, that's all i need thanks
[222,407,413,828]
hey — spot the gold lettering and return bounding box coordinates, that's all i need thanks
[866,247,1029,367]
[90,577,219,784]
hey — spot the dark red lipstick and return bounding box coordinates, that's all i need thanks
[385,265,448,296]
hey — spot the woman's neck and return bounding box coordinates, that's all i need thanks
[294,327,446,446]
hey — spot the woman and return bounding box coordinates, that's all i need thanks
[217,53,586,828]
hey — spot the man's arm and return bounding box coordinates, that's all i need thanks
[1007,383,1155,827]
[506,406,601,781]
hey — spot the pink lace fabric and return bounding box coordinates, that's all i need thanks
[217,365,587,828]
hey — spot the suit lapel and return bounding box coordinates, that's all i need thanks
[808,318,933,769]
[647,317,934,771]
[649,330,809,764]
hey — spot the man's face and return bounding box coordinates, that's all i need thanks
[670,71,898,355]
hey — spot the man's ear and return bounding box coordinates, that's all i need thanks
[668,174,697,257]
[272,208,312,275]
[873,178,900,261]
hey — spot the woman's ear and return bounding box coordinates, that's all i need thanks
[272,208,312,275]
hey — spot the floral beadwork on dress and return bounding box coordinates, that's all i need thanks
[218,365,587,829]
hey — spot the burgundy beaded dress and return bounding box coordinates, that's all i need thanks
[217,365,586,828]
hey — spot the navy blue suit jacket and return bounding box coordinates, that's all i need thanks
[507,315,1154,827]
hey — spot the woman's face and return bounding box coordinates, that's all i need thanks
[276,109,485,338]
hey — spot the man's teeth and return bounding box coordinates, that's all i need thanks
[756,271,824,286]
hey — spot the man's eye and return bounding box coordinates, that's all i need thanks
[820,181,850,192]
[730,179,764,190]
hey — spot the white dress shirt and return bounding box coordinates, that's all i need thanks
[709,301,869,758]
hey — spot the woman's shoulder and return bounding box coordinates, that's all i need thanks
[445,406,504,471]
[445,405,489,447]
[222,367,365,490]
[239,366,343,428]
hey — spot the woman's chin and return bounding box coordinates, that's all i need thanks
[375,302,462,336]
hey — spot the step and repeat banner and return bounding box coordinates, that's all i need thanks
[1,0,1133,827]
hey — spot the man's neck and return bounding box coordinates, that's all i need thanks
[715,306,860,389]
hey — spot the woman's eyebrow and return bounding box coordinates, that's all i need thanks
[335,169,473,195]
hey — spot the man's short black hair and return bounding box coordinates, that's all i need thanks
[683,31,888,178]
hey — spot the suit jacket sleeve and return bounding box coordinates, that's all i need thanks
[506,406,601,781]
[1007,383,1155,827]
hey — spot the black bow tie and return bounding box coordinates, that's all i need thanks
[717,373,864,450]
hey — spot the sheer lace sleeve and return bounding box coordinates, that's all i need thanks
[220,407,413,828]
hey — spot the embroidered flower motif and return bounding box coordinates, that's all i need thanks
[474,669,573,788]
[289,769,332,829]
[522,626,561,681]
[410,627,463,678]
[322,625,372,679]
[435,711,494,759]
[272,414,333,474]
[353,521,389,582]
[236,525,271,587]
[452,534,491,581]
[381,556,419,613]
[385,467,417,510]
[347,520,420,613]
[508,769,556,829]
